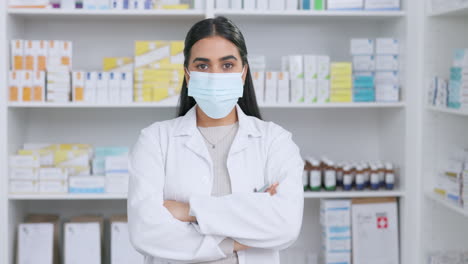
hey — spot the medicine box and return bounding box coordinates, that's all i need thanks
[376,38,399,55]
[265,72,278,103]
[351,39,374,55]
[277,72,290,103]
[365,0,400,10]
[376,55,399,71]
[111,216,144,264]
[327,0,363,10]
[69,176,105,193]
[253,71,265,103]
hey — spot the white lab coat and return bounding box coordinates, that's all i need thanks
[128,105,304,264]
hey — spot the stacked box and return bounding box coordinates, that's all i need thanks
[304,55,318,103]
[103,57,134,72]
[320,199,352,264]
[253,71,265,103]
[428,76,448,107]
[375,38,400,102]
[288,55,305,103]
[449,49,468,109]
[317,56,331,103]
[106,155,130,194]
[351,38,375,102]
[265,72,278,103]
[330,63,352,102]
[9,155,40,194]
[47,71,71,102]
[47,40,72,72]
[39,168,68,194]
[327,0,363,10]
[110,216,145,264]
[134,41,184,102]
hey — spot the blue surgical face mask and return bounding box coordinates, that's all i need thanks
[187,67,245,119]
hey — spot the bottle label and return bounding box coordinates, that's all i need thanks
[311,171,321,188]
[343,175,352,185]
[303,171,309,186]
[325,170,336,188]
[386,173,395,184]
[371,173,379,184]
[355,174,364,185]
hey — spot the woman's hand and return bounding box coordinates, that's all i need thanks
[163,200,196,223]
[234,241,249,252]
[265,182,279,196]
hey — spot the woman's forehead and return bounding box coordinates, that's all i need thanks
[190,36,240,59]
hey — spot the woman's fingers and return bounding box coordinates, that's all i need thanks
[266,182,279,196]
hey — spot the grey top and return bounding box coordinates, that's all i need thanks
[196,123,239,264]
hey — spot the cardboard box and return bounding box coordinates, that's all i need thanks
[39,180,68,194]
[9,71,22,102]
[277,72,290,103]
[85,72,98,103]
[24,214,60,264]
[21,71,34,102]
[17,223,55,264]
[72,71,85,102]
[108,72,122,103]
[327,0,363,10]
[103,57,134,72]
[351,198,399,264]
[10,155,40,168]
[25,40,36,71]
[376,38,399,55]
[265,72,278,103]
[353,55,375,71]
[69,176,105,193]
[351,39,374,55]
[10,168,39,180]
[10,180,39,194]
[106,174,129,194]
[65,216,103,264]
[376,55,399,71]
[365,0,400,10]
[110,215,144,264]
[39,168,68,181]
[32,71,46,102]
[11,40,25,70]
[253,71,265,103]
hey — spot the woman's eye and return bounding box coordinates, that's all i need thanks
[223,63,234,69]
[196,64,208,70]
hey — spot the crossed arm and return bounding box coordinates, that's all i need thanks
[127,128,304,263]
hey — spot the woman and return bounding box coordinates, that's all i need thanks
[128,16,304,264]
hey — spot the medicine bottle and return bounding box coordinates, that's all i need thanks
[336,163,344,187]
[355,165,365,190]
[343,165,353,191]
[324,161,337,191]
[309,159,322,191]
[385,163,395,190]
[303,161,311,191]
[370,165,380,190]
[377,162,386,187]
[362,162,370,187]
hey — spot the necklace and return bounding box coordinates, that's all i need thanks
[198,124,238,149]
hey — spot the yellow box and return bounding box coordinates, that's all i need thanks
[103,57,134,72]
[330,96,352,102]
[134,69,183,80]
[161,4,190,9]
[135,41,170,69]
[330,62,352,74]
[53,150,90,167]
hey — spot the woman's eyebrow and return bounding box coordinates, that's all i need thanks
[219,55,238,61]
[193,57,210,63]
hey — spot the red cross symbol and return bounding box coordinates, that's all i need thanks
[377,217,388,229]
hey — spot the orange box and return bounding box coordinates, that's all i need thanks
[35,40,48,71]
[25,40,35,71]
[72,71,85,102]
[22,71,34,102]
[11,40,24,70]
[9,71,22,102]
[32,71,46,102]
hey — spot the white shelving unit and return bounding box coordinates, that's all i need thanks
[422,0,468,259]
[0,1,426,264]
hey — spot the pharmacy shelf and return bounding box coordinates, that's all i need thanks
[214,9,406,18]
[7,8,206,18]
[8,189,404,200]
[427,106,468,117]
[8,102,406,109]
[426,192,468,218]
[303,189,405,198]
[428,3,468,17]
[8,193,127,200]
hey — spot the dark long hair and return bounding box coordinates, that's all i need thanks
[177,16,262,119]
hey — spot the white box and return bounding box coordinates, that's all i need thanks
[249,55,266,71]
[286,0,298,9]
[317,80,330,103]
[324,253,351,264]
[85,72,98,103]
[10,180,39,194]
[375,71,399,85]
[320,199,351,226]
[257,0,269,10]
[33,40,48,72]
[365,0,400,10]
[376,38,399,55]
[9,71,22,102]
[10,155,40,168]
[269,0,285,10]
[327,0,363,10]
[111,222,144,264]
[277,72,290,103]
[72,71,85,102]
[32,71,46,102]
[244,0,256,9]
[47,41,72,71]
[289,55,304,80]
[353,55,376,71]
[193,0,205,9]
[96,72,109,103]
[291,80,304,103]
[305,80,318,103]
[317,56,330,80]
[69,176,106,194]
[265,72,278,103]
[65,222,101,264]
[106,174,129,194]
[351,39,374,55]
[351,198,399,264]
[21,71,34,102]
[11,39,24,71]
[253,71,265,103]
[24,40,36,71]
[108,72,121,103]
[10,168,39,180]
[39,180,68,194]
[39,168,68,181]
[46,92,70,102]
[376,55,399,71]
[304,55,318,81]
[216,0,230,8]
[105,155,129,175]
[17,223,54,264]
[376,84,399,102]
[231,0,242,9]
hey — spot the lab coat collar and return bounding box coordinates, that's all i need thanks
[173,104,262,138]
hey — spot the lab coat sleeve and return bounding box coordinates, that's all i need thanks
[127,127,227,263]
[189,129,304,250]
